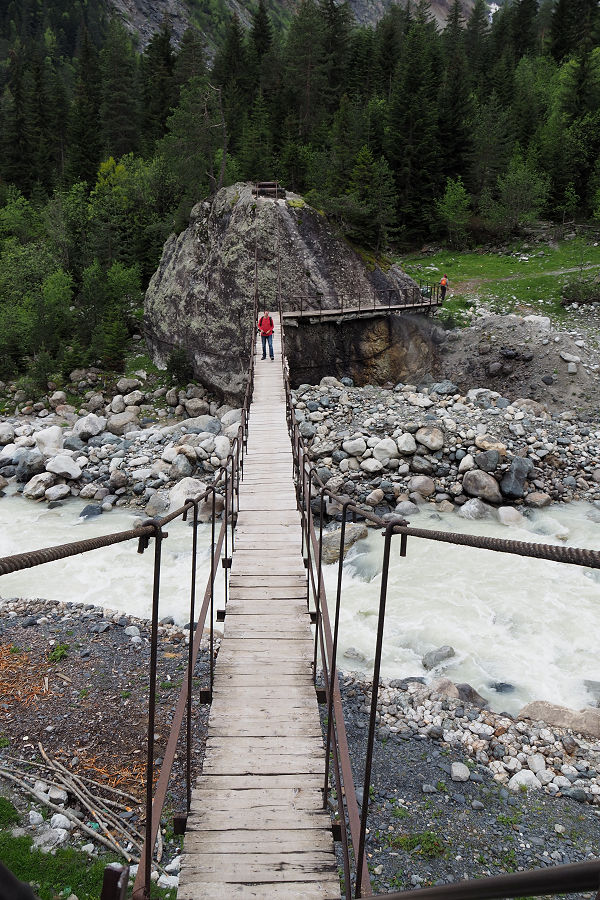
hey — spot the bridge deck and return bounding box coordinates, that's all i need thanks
[178,332,340,899]
[282,300,439,321]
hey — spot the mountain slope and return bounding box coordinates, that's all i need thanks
[110,0,475,49]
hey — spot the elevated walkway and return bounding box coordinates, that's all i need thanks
[177,331,340,899]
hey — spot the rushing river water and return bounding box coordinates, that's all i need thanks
[1,490,600,714]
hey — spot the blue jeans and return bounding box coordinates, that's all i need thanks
[261,334,274,359]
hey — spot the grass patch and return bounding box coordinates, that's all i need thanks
[399,238,600,318]
[47,643,69,663]
[388,830,446,858]
[124,352,162,378]
[0,831,177,899]
[287,198,305,209]
[0,798,19,826]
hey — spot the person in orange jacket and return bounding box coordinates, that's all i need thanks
[258,309,274,360]
[440,274,448,302]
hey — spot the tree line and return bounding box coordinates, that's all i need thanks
[0,0,599,385]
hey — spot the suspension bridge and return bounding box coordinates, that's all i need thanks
[2,183,600,900]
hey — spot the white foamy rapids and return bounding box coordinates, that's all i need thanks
[321,502,600,715]
[0,492,224,627]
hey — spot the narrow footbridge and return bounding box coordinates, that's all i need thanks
[178,332,340,898]
[2,187,600,900]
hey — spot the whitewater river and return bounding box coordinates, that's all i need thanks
[1,490,600,715]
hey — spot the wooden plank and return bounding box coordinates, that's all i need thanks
[190,788,323,807]
[183,809,331,830]
[182,829,334,852]
[194,774,325,790]
[177,881,340,899]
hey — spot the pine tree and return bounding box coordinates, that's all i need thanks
[67,27,102,185]
[385,17,442,238]
[250,0,273,62]
[212,14,249,152]
[375,4,411,101]
[513,0,539,58]
[141,21,176,152]
[552,0,599,61]
[174,28,206,92]
[465,0,489,94]
[100,18,140,159]
[319,0,353,113]
[468,92,514,207]
[283,0,328,141]
[439,0,472,179]
[328,94,366,194]
[239,90,273,180]
[1,42,36,192]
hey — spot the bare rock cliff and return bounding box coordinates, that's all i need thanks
[144,182,422,400]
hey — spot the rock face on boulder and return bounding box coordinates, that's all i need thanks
[144,182,423,400]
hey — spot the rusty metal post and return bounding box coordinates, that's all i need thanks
[312,487,326,680]
[101,863,129,900]
[355,521,396,898]
[185,498,199,810]
[209,489,216,692]
[143,519,165,898]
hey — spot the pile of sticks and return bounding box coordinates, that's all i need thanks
[0,743,153,865]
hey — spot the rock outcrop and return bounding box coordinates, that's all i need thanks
[144,182,421,401]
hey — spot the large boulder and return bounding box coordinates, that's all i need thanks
[518,701,600,739]
[145,183,424,400]
[46,455,82,480]
[0,423,15,445]
[168,477,208,513]
[415,426,444,452]
[23,472,54,499]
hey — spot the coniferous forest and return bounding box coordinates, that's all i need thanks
[0,0,599,386]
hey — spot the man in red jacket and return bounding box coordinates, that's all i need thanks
[258,309,275,360]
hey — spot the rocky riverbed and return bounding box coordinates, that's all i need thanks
[293,316,600,520]
[0,367,241,518]
[2,597,600,897]
[333,672,600,896]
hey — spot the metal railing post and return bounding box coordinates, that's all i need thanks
[355,520,398,898]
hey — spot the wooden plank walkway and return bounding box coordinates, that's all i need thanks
[178,330,341,900]
[281,300,440,321]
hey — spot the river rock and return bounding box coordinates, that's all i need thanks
[145,492,169,517]
[73,413,106,441]
[0,423,15,445]
[410,455,434,474]
[16,449,45,481]
[396,433,417,454]
[508,770,542,792]
[171,454,194,478]
[321,523,368,564]
[373,437,399,461]
[184,397,210,417]
[46,455,82,480]
[49,390,67,408]
[408,475,435,497]
[415,426,444,452]
[475,449,500,472]
[463,470,502,503]
[500,457,534,499]
[45,484,71,501]
[422,645,455,670]
[107,408,140,435]
[525,491,552,508]
[35,426,64,456]
[474,435,506,455]
[116,377,141,393]
[168,477,207,512]
[497,506,525,526]
[518,701,600,738]
[184,414,221,435]
[124,389,144,406]
[457,498,493,519]
[451,762,470,782]
[213,435,231,460]
[343,437,367,457]
[458,454,475,473]
[23,472,55,499]
[360,458,383,474]
[366,488,384,506]
[80,504,103,519]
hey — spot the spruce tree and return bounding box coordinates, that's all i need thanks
[283,0,327,141]
[174,28,206,91]
[1,42,35,193]
[465,0,489,94]
[250,0,273,62]
[375,5,411,101]
[67,28,102,186]
[212,14,249,152]
[100,18,140,159]
[386,17,442,238]
[439,0,472,179]
[141,21,176,152]
[513,0,539,58]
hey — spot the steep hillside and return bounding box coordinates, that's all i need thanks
[110,0,475,49]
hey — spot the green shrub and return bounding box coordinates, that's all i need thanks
[166,348,194,384]
[48,643,69,663]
